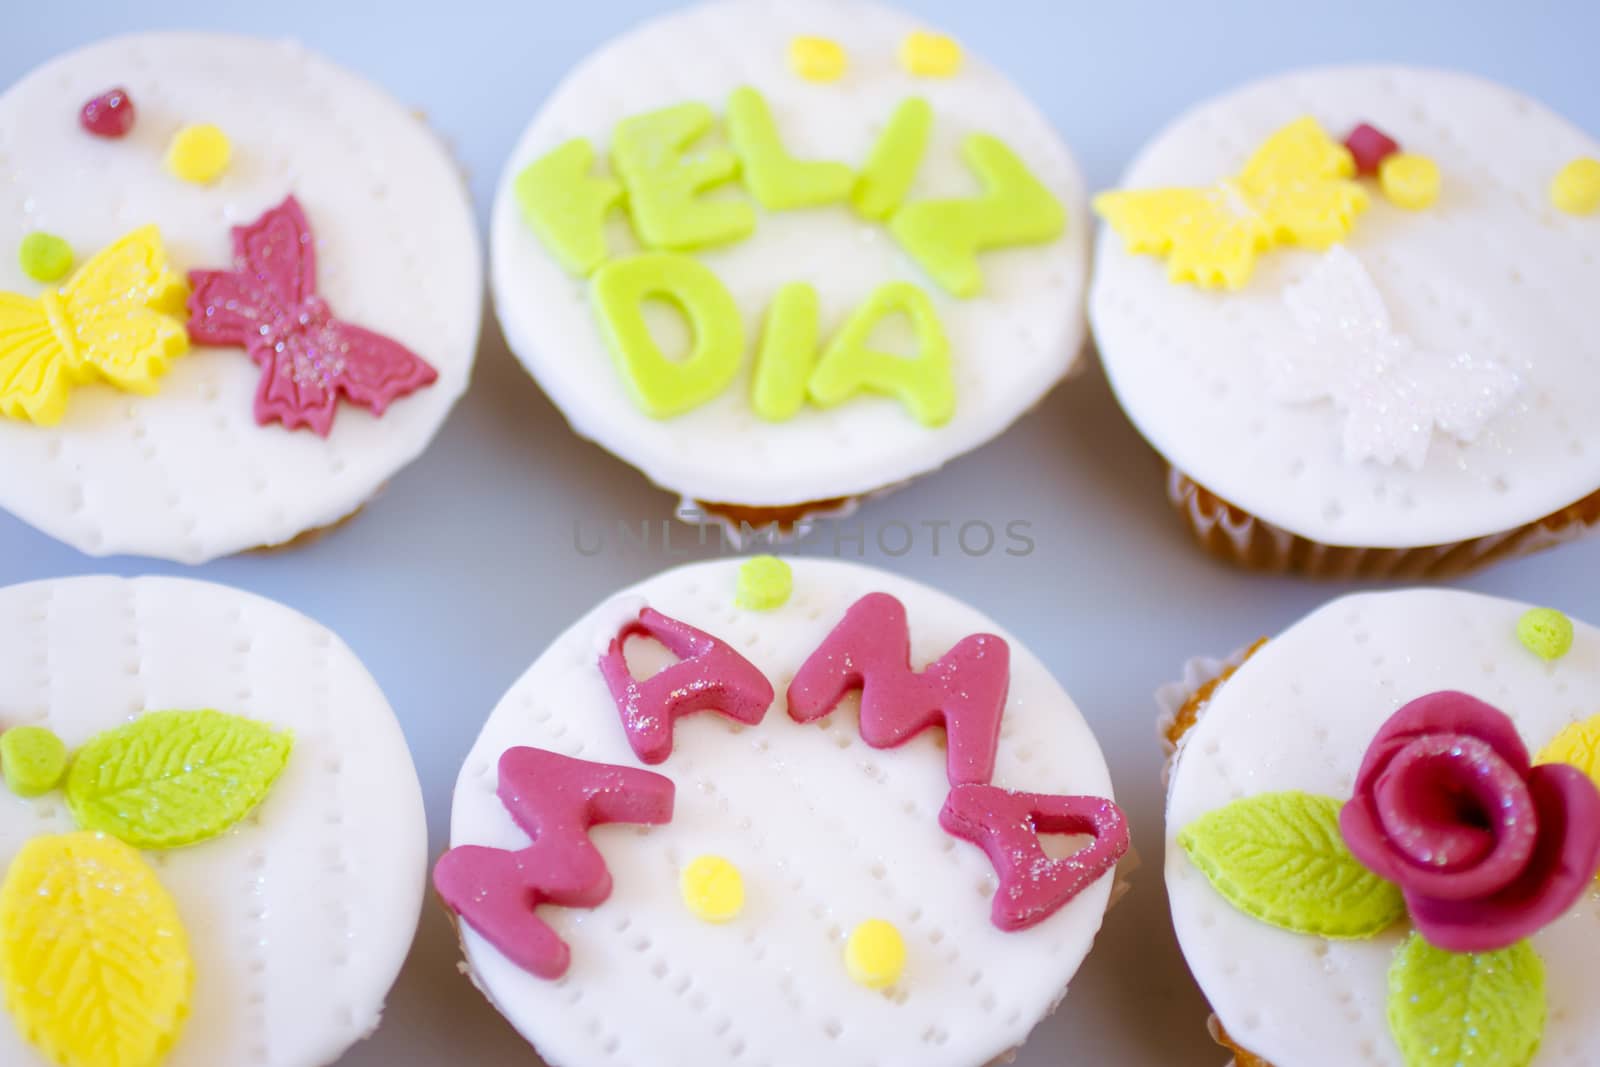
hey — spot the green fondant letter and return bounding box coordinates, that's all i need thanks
[851,97,933,221]
[889,134,1066,297]
[513,139,624,276]
[727,87,854,211]
[808,282,953,426]
[591,253,745,418]
[611,102,755,251]
[751,282,821,421]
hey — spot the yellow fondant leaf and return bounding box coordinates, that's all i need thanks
[0,226,189,426]
[0,832,192,1067]
[1094,116,1368,290]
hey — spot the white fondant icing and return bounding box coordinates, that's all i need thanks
[449,558,1117,1067]
[1165,589,1600,1066]
[1092,67,1600,548]
[0,575,427,1067]
[0,33,482,563]
[490,0,1090,508]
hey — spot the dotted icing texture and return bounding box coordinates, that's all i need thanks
[0,33,481,562]
[0,576,426,1067]
[1092,67,1600,550]
[1165,589,1600,1066]
[490,0,1090,510]
[448,558,1118,1067]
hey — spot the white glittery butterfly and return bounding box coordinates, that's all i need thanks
[1268,245,1522,470]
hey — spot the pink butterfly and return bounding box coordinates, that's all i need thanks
[187,196,437,436]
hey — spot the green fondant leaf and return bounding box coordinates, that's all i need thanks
[1388,933,1545,1067]
[1178,790,1404,938]
[65,709,292,849]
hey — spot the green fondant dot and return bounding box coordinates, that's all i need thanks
[737,555,793,611]
[1,726,69,797]
[19,232,73,284]
[1518,607,1574,661]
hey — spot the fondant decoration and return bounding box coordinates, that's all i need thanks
[788,593,1008,786]
[751,282,820,420]
[433,747,675,979]
[807,281,955,425]
[787,36,846,83]
[898,31,962,78]
[1551,157,1600,215]
[187,196,440,435]
[1340,691,1600,953]
[735,554,792,611]
[164,122,231,184]
[0,832,192,1067]
[1273,245,1520,469]
[844,919,906,989]
[1518,607,1575,661]
[680,854,744,923]
[598,606,775,763]
[1094,116,1367,289]
[1343,122,1399,176]
[0,725,68,797]
[513,139,623,276]
[65,708,292,849]
[79,86,135,138]
[889,135,1064,298]
[942,784,1130,932]
[1380,151,1441,210]
[851,97,932,221]
[1177,790,1404,938]
[1537,714,1600,807]
[18,231,72,283]
[0,225,188,425]
[611,103,755,251]
[727,87,854,210]
[591,253,744,419]
[1387,932,1545,1067]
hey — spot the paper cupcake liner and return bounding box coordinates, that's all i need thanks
[1169,468,1600,579]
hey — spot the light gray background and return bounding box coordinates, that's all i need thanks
[4,2,1598,1064]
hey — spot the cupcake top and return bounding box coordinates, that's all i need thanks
[0,33,481,562]
[439,557,1124,1067]
[0,575,426,1067]
[1092,67,1600,549]
[491,0,1090,511]
[1166,589,1600,1066]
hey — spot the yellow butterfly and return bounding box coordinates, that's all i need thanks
[0,226,190,426]
[1094,116,1369,290]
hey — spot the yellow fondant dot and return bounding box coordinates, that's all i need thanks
[736,555,793,611]
[1379,152,1440,210]
[788,36,846,82]
[1551,157,1600,216]
[680,855,744,923]
[1518,607,1574,661]
[845,919,906,989]
[165,123,232,184]
[899,31,963,78]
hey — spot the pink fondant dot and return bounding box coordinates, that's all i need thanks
[80,87,136,138]
[1344,122,1400,176]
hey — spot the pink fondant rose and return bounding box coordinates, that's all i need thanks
[1340,691,1600,952]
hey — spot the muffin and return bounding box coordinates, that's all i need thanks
[0,575,427,1066]
[0,32,481,562]
[1164,589,1600,1065]
[1091,67,1600,577]
[490,0,1091,533]
[435,556,1127,1066]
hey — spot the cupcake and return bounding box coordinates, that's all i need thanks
[491,0,1091,532]
[1091,67,1600,577]
[0,33,481,563]
[435,556,1127,1065]
[1164,589,1600,1065]
[0,575,426,1067]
